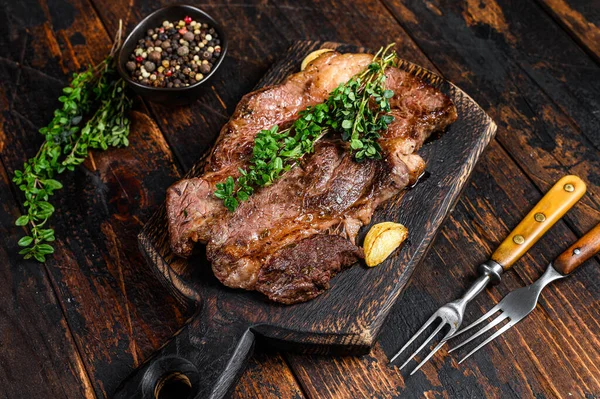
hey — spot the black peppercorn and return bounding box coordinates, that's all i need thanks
[177,46,189,56]
[144,61,156,72]
[126,61,136,72]
[199,63,211,74]
[148,51,161,64]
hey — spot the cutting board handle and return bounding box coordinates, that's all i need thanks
[113,302,254,399]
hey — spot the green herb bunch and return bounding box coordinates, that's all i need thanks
[326,44,397,160]
[13,21,132,262]
[215,44,397,212]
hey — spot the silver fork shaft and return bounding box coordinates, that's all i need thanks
[460,274,491,304]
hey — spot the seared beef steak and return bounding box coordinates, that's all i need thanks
[166,51,457,304]
[256,235,364,304]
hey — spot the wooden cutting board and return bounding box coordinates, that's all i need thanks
[115,41,496,399]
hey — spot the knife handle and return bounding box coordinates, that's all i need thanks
[491,175,586,270]
[554,222,600,275]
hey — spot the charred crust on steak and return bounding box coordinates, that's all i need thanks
[165,51,458,303]
[255,235,363,304]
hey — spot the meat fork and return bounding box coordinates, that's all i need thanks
[449,221,600,363]
[389,175,586,374]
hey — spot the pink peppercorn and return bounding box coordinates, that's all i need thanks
[184,16,192,24]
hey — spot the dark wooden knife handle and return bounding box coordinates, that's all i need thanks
[554,222,600,275]
[113,302,254,399]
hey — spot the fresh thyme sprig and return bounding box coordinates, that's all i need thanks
[13,21,132,262]
[215,44,397,212]
[327,44,397,160]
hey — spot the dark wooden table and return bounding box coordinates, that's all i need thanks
[1,0,599,398]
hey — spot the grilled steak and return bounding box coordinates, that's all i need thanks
[166,51,457,304]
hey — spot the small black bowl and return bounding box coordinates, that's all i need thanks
[117,5,228,105]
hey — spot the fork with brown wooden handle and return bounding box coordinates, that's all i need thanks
[449,220,600,363]
[389,175,586,374]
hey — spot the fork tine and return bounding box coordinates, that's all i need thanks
[448,312,509,353]
[449,303,502,340]
[399,320,446,370]
[458,321,516,364]
[409,329,454,375]
[389,313,440,364]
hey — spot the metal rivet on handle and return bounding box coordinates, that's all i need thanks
[564,183,575,192]
[534,213,546,222]
[573,248,581,255]
[513,235,525,245]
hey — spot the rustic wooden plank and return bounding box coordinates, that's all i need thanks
[233,352,305,399]
[380,0,600,229]
[4,0,596,398]
[359,0,600,395]
[0,0,305,397]
[535,0,600,65]
[0,160,95,398]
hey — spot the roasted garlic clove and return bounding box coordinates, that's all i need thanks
[300,49,334,71]
[364,222,408,267]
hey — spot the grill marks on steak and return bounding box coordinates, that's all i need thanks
[167,52,374,257]
[166,51,458,303]
[205,141,408,291]
[256,235,364,304]
[207,52,374,173]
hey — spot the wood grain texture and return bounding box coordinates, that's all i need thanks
[0,1,193,397]
[0,155,95,399]
[373,1,600,396]
[124,41,495,398]
[536,0,600,65]
[1,0,599,397]
[554,222,600,275]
